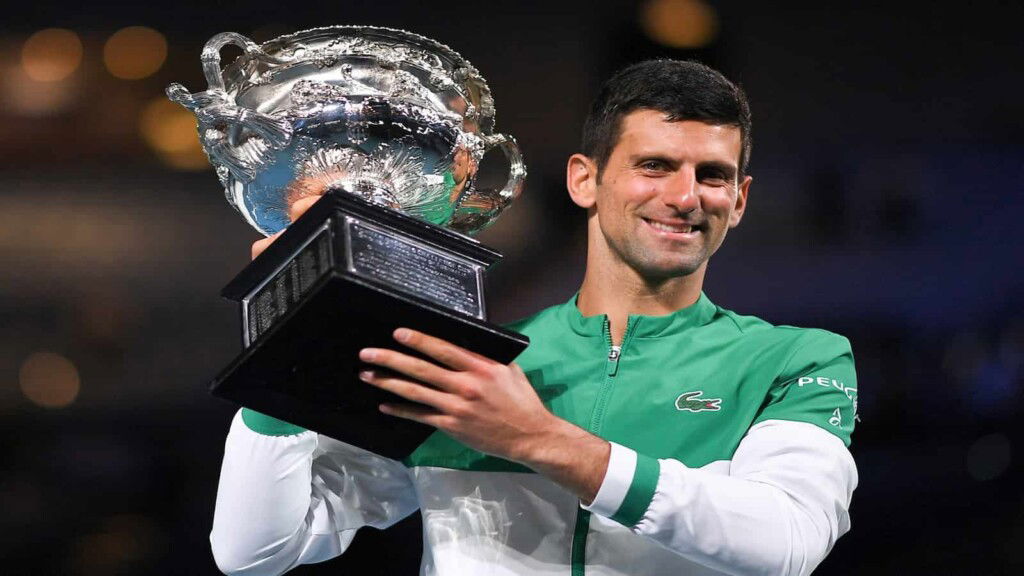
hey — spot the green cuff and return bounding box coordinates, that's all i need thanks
[241,408,307,436]
[610,453,660,527]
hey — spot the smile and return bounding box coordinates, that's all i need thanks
[642,218,702,236]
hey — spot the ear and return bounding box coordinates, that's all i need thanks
[729,175,752,228]
[566,153,598,209]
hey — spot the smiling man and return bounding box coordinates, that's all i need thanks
[211,60,859,576]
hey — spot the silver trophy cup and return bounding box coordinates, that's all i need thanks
[167,25,526,236]
[169,26,529,458]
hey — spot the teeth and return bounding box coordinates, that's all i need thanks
[648,220,693,234]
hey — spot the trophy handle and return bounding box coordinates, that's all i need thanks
[483,133,527,203]
[201,32,291,94]
[449,133,527,234]
[166,32,294,183]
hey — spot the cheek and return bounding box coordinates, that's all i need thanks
[616,181,658,211]
[727,210,742,227]
[701,188,737,215]
[595,178,655,225]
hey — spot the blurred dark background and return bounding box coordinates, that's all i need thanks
[2,0,1023,573]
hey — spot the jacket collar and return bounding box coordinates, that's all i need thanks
[563,291,717,338]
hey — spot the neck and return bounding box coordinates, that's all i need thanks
[576,240,705,346]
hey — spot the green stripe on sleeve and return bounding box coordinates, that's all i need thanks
[570,509,590,576]
[241,408,307,436]
[610,453,660,527]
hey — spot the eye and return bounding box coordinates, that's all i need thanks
[639,159,669,172]
[697,167,731,185]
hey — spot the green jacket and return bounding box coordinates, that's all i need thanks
[213,293,859,576]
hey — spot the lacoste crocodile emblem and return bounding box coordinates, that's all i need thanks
[675,391,722,412]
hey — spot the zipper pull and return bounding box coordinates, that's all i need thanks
[606,346,621,376]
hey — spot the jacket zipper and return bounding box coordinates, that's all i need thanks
[607,345,621,376]
[571,316,635,576]
[593,316,634,432]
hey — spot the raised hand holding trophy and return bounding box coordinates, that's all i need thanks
[168,26,529,458]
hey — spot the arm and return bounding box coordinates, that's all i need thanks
[210,410,419,576]
[213,198,421,575]
[358,328,610,503]
[584,419,856,576]
[585,330,859,575]
[360,328,856,576]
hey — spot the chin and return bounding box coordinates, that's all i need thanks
[648,250,707,278]
[635,259,704,282]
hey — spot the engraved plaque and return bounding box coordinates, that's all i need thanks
[346,219,484,319]
[244,225,333,346]
[212,192,529,459]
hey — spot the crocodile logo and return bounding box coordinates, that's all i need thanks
[675,391,722,412]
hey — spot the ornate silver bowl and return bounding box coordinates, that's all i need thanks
[167,26,525,236]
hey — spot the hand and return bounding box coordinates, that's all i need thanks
[249,195,322,260]
[359,328,610,503]
[358,328,556,463]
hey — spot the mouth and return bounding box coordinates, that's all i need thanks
[642,217,703,237]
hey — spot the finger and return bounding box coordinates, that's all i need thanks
[251,231,284,260]
[392,328,493,371]
[289,195,321,223]
[378,402,451,429]
[360,370,451,409]
[359,348,460,392]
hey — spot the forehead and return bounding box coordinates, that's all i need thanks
[613,109,742,166]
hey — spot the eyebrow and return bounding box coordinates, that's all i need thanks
[630,154,738,180]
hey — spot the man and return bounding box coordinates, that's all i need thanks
[211,59,859,576]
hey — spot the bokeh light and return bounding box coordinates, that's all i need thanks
[21,28,83,82]
[19,352,81,409]
[1,63,80,117]
[138,97,208,170]
[640,0,719,49]
[103,26,167,80]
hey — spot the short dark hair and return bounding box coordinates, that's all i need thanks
[581,59,752,178]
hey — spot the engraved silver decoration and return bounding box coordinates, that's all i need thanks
[167,26,526,236]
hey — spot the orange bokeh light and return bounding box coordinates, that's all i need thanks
[19,352,80,409]
[21,28,83,82]
[104,26,167,80]
[139,97,209,170]
[640,0,719,49]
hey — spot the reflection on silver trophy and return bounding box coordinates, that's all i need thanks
[167,25,526,236]
[165,26,530,458]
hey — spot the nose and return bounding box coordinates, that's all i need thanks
[662,167,700,213]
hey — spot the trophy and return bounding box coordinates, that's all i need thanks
[168,26,529,458]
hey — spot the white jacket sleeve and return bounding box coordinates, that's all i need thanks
[583,419,857,576]
[210,410,420,576]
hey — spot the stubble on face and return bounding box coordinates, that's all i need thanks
[592,111,745,285]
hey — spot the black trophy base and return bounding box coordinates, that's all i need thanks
[210,191,529,460]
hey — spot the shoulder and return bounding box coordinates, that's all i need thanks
[707,305,856,395]
[715,308,859,446]
[711,304,852,358]
[773,326,854,374]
